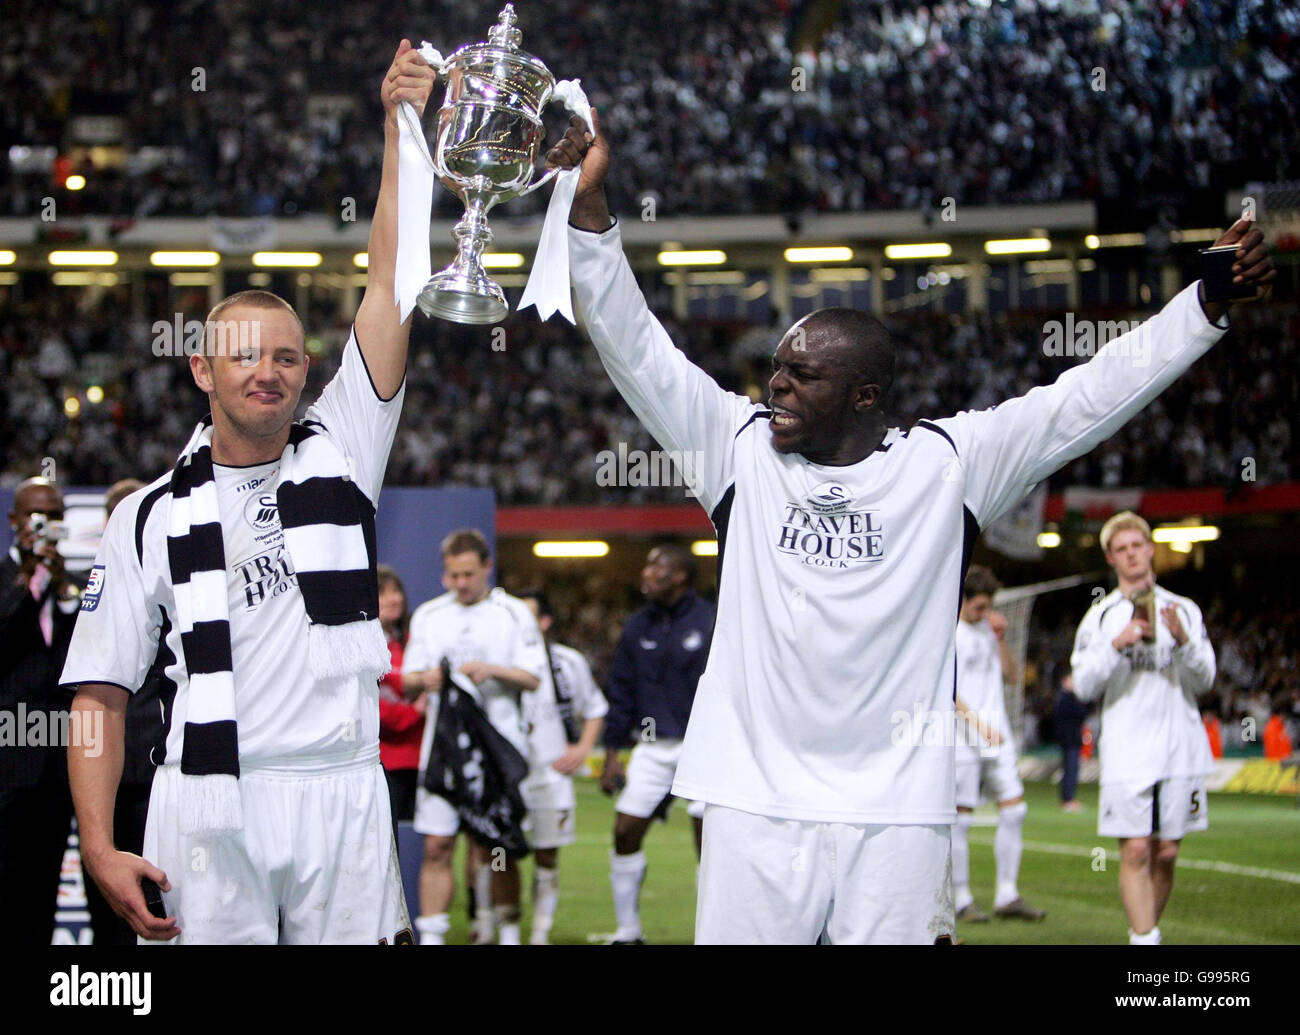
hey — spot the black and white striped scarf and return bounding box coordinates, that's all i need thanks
[167,415,390,833]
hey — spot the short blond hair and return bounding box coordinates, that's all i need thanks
[1100,510,1152,553]
[203,290,304,356]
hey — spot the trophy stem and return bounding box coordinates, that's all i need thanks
[450,192,494,279]
[416,189,510,325]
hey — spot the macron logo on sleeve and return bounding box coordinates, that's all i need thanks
[80,565,106,612]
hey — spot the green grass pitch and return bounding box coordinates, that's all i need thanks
[439,779,1300,945]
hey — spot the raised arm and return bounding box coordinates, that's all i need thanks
[353,40,437,400]
[549,113,757,515]
[939,219,1274,529]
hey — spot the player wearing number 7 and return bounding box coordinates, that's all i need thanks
[1070,512,1216,945]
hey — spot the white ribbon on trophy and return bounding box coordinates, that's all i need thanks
[394,43,447,324]
[392,42,592,325]
[517,79,593,324]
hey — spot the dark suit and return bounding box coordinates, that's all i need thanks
[1054,687,1089,803]
[0,553,82,944]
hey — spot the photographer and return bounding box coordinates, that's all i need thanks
[0,476,83,943]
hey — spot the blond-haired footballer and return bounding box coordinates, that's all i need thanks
[1071,512,1216,945]
[63,42,436,943]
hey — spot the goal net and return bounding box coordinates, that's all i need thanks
[993,573,1099,748]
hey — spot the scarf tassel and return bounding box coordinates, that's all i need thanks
[308,618,391,684]
[179,772,244,835]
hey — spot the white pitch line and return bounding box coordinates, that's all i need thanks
[965,835,1300,885]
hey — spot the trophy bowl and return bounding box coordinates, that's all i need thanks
[417,5,560,325]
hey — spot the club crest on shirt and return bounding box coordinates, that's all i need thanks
[777,501,884,569]
[243,490,279,532]
[806,482,853,514]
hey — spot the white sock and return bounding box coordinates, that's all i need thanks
[495,904,521,945]
[497,921,521,945]
[1129,926,1162,945]
[532,866,559,942]
[414,913,449,946]
[952,812,973,910]
[610,850,646,941]
[994,801,1027,908]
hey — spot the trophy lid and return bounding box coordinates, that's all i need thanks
[443,4,555,115]
[487,5,523,50]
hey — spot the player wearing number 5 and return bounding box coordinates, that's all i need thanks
[1070,512,1216,946]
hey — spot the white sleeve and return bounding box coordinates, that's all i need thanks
[1069,605,1127,704]
[1171,598,1215,698]
[507,600,549,683]
[401,608,437,674]
[59,495,161,693]
[932,284,1227,527]
[306,326,406,506]
[569,223,762,514]
[569,650,608,720]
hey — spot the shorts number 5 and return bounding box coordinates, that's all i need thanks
[1189,789,1202,816]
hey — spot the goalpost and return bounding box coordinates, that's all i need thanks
[993,572,1100,748]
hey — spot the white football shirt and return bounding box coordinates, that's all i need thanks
[954,618,1012,762]
[570,222,1227,824]
[524,640,609,767]
[61,330,405,768]
[1071,584,1215,786]
[405,586,548,763]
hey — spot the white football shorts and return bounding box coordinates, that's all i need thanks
[954,745,1024,808]
[521,765,577,850]
[143,753,411,944]
[615,738,705,820]
[695,804,954,945]
[1098,776,1209,840]
[413,785,461,838]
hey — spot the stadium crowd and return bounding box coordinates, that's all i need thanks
[2,289,1295,502]
[1,0,1295,219]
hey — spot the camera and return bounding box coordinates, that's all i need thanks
[27,512,68,555]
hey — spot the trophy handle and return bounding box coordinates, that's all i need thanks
[517,80,592,198]
[517,166,560,198]
[398,100,449,181]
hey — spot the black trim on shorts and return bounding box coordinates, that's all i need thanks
[1152,779,1161,835]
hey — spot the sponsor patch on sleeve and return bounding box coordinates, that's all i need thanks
[80,564,106,612]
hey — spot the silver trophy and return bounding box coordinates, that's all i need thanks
[416,5,566,324]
